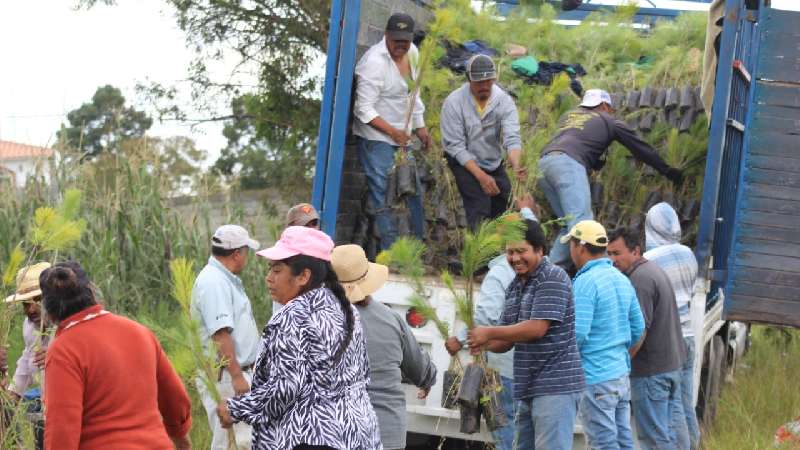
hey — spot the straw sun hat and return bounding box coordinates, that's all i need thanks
[4,262,51,303]
[331,245,389,303]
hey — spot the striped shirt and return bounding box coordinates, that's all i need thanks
[573,258,645,386]
[644,202,698,338]
[500,258,585,400]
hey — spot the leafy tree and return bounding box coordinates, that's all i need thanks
[76,0,329,191]
[58,85,153,158]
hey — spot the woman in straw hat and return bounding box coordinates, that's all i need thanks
[4,262,51,401]
[217,227,381,450]
[331,244,436,450]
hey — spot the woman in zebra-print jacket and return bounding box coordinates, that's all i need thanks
[217,226,382,450]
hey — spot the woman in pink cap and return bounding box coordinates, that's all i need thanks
[216,226,382,450]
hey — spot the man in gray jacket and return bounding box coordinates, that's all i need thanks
[331,244,436,450]
[441,54,525,228]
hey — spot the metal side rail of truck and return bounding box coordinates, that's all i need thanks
[309,0,800,444]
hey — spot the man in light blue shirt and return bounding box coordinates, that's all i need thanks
[444,198,537,450]
[192,224,261,450]
[564,220,645,450]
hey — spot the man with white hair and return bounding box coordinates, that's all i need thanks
[538,89,684,269]
[192,224,261,449]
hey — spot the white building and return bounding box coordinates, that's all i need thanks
[0,140,52,187]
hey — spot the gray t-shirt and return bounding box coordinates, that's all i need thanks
[626,258,687,377]
[357,299,437,450]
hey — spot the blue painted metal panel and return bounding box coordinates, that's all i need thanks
[694,0,749,282]
[320,0,362,238]
[723,4,800,327]
[312,0,347,210]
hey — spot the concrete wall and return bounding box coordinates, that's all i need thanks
[334,0,433,245]
[0,157,50,187]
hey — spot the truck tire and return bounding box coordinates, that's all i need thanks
[698,335,727,425]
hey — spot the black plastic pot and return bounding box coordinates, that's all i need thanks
[665,87,680,109]
[385,169,398,207]
[481,385,509,431]
[396,161,417,197]
[679,85,695,111]
[590,181,604,209]
[457,363,484,407]
[679,109,696,132]
[654,88,666,108]
[639,86,654,108]
[397,211,411,236]
[442,369,462,409]
[459,402,482,434]
[643,190,663,212]
[639,111,656,132]
[625,90,641,110]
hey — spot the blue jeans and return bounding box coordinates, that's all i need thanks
[579,376,635,450]
[492,376,516,450]
[631,370,689,450]
[537,153,593,268]
[681,337,701,449]
[515,392,581,450]
[357,138,424,250]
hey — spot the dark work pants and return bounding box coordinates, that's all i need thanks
[447,156,512,229]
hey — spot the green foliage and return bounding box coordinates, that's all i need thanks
[57,85,153,158]
[376,237,426,280]
[419,2,710,238]
[29,189,86,252]
[379,237,449,338]
[702,326,800,449]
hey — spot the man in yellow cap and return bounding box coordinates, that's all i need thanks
[562,221,644,450]
[3,262,51,400]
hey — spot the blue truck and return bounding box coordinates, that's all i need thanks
[310,0,800,442]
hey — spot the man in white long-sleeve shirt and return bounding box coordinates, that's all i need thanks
[352,13,431,251]
[4,262,51,400]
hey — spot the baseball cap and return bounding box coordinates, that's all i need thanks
[559,220,609,247]
[580,89,613,108]
[212,224,260,250]
[257,226,334,262]
[466,54,497,82]
[385,13,415,41]
[286,203,320,227]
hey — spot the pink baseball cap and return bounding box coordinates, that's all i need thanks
[256,226,334,262]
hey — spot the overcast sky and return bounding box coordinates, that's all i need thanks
[0,0,231,164]
[0,0,797,166]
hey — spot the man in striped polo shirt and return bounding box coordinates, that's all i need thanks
[468,219,585,450]
[563,220,645,450]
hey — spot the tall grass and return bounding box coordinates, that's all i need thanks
[702,326,800,450]
[0,149,281,446]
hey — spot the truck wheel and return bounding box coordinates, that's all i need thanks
[698,335,727,425]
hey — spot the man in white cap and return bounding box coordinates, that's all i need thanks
[441,54,525,229]
[539,89,684,269]
[4,262,51,401]
[191,224,261,449]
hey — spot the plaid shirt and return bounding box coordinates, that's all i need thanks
[644,202,698,337]
[500,257,585,400]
